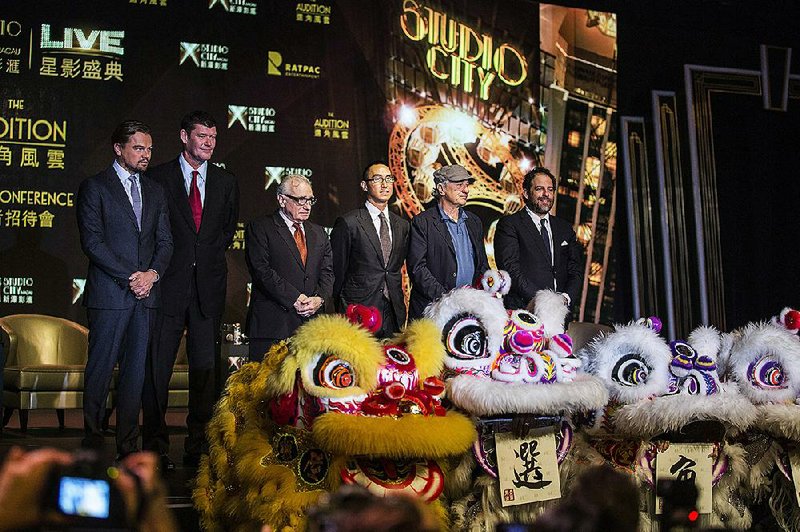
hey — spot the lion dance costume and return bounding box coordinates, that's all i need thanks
[193,305,477,531]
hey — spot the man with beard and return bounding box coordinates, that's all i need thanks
[495,166,582,310]
[77,120,172,459]
[407,164,488,319]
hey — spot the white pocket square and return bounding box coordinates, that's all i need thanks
[560,241,568,246]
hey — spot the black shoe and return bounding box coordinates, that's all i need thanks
[159,454,175,472]
[182,453,202,468]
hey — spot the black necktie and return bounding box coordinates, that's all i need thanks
[540,218,552,265]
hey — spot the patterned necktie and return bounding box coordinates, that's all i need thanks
[540,218,552,265]
[378,212,391,265]
[378,212,391,298]
[128,175,142,230]
[293,222,307,266]
[189,170,202,231]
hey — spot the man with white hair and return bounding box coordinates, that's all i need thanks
[244,174,334,361]
[407,164,488,319]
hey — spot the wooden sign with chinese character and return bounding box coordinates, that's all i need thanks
[655,443,713,514]
[495,427,561,507]
[789,449,800,507]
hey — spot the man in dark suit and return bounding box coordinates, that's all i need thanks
[77,120,173,459]
[408,164,489,319]
[245,174,334,361]
[330,162,410,337]
[143,111,239,469]
[494,166,582,310]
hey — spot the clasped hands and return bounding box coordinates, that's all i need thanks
[129,270,157,299]
[294,294,323,317]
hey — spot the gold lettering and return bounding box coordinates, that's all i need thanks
[426,47,448,80]
[400,0,426,41]
[494,43,527,86]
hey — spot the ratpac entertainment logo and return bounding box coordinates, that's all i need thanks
[39,23,126,82]
[228,105,276,134]
[180,42,229,71]
[267,51,320,79]
[209,0,257,15]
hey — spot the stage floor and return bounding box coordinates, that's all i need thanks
[0,408,201,531]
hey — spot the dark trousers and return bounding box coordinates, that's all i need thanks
[377,296,399,339]
[142,276,219,457]
[84,303,153,456]
[248,337,281,363]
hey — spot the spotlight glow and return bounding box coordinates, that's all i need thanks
[398,105,418,127]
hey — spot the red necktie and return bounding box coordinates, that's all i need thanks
[293,222,307,266]
[189,170,202,231]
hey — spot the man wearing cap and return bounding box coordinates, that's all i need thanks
[407,164,489,319]
[495,166,582,310]
[330,162,410,338]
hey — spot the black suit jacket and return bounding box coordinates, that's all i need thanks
[494,208,582,309]
[245,211,334,339]
[147,158,239,318]
[407,206,489,319]
[330,205,410,327]
[77,166,173,309]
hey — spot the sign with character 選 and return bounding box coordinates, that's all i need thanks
[495,427,561,506]
[655,443,713,514]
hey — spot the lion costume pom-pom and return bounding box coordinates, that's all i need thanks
[193,306,477,531]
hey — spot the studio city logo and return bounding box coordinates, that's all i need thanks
[267,51,321,79]
[209,0,257,15]
[1,277,33,305]
[313,113,349,140]
[264,165,313,190]
[228,105,276,134]
[180,42,229,71]
[39,23,126,82]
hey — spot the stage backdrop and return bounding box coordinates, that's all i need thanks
[0,1,618,328]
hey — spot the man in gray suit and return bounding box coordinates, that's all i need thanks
[244,175,334,361]
[330,162,410,337]
[76,120,173,458]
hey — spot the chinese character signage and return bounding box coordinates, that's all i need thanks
[495,427,561,506]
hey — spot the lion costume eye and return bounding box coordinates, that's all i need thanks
[313,354,356,389]
[748,355,786,390]
[612,353,650,387]
[509,310,542,331]
[386,347,412,367]
[443,314,488,360]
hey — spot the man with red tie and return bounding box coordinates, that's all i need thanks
[244,174,334,362]
[143,111,239,469]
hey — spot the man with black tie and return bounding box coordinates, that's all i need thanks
[245,174,334,361]
[143,111,239,469]
[330,162,410,337]
[494,166,582,310]
[77,120,173,459]
[407,164,489,319]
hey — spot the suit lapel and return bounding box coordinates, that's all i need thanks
[166,158,197,233]
[356,207,383,264]
[520,210,549,258]
[388,212,405,264]
[201,165,222,235]
[106,167,138,230]
[431,211,456,257]
[273,212,304,269]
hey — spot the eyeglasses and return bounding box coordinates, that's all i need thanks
[365,175,396,184]
[282,194,317,206]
